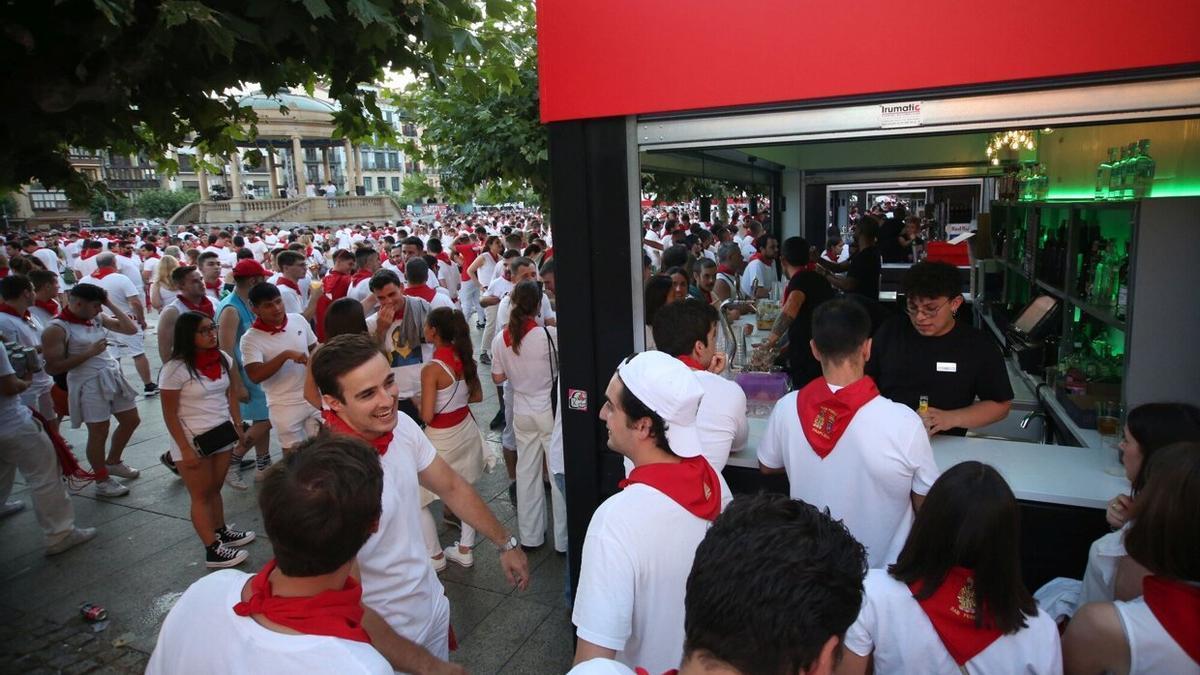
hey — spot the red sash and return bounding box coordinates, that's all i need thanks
[429,347,469,428]
[233,559,370,644]
[58,308,93,326]
[620,456,721,521]
[178,294,215,318]
[251,315,288,335]
[320,409,392,456]
[0,303,30,320]
[503,318,538,348]
[795,376,879,459]
[276,276,301,294]
[34,299,60,317]
[194,348,224,381]
[676,355,705,371]
[404,285,436,303]
[908,567,1003,666]
[91,267,118,280]
[1143,575,1200,664]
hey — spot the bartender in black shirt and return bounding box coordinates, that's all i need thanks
[816,215,881,303]
[763,236,836,387]
[867,261,1013,435]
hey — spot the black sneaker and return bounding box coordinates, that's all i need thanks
[215,525,256,547]
[205,541,248,569]
[476,322,486,330]
[479,352,492,365]
[489,409,506,431]
[143,382,159,397]
[159,452,179,476]
[239,457,256,470]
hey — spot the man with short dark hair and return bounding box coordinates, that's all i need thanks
[348,246,379,303]
[570,494,867,675]
[197,250,225,301]
[739,233,779,299]
[315,249,355,341]
[273,250,318,319]
[763,236,836,387]
[403,259,453,310]
[573,351,731,672]
[758,298,938,568]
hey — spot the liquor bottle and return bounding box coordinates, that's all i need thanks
[1116,255,1130,319]
[1133,139,1155,199]
[1095,149,1115,200]
[1121,143,1138,199]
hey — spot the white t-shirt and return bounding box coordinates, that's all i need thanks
[427,289,454,311]
[278,284,304,315]
[142,255,161,282]
[146,570,391,675]
[75,254,98,280]
[490,326,557,416]
[32,248,63,280]
[115,254,144,292]
[691,369,748,472]
[572,483,732,674]
[568,659,636,675]
[484,275,514,302]
[365,306,434,400]
[1114,594,1199,674]
[0,312,52,400]
[347,277,373,303]
[739,257,777,298]
[157,353,233,455]
[496,293,554,330]
[239,313,316,407]
[357,415,451,654]
[844,569,1063,675]
[78,271,139,317]
[476,252,501,287]
[757,386,939,568]
[0,348,32,430]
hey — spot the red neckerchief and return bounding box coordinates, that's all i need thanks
[795,376,879,458]
[305,246,314,257]
[276,276,301,294]
[251,315,288,335]
[80,249,99,260]
[194,348,224,381]
[404,285,436,303]
[178,294,215,318]
[716,264,735,275]
[320,409,392,456]
[432,346,463,376]
[91,267,118,280]
[544,247,553,260]
[1143,575,1200,664]
[34,299,60,317]
[748,252,763,263]
[503,318,539,347]
[908,566,1003,666]
[429,346,470,428]
[701,288,713,304]
[619,456,722,522]
[144,252,161,260]
[58,308,94,326]
[676,355,705,371]
[0,303,30,320]
[205,280,223,294]
[232,559,370,644]
[351,268,373,285]
[636,669,678,675]
[323,270,352,300]
[0,267,7,278]
[435,252,452,266]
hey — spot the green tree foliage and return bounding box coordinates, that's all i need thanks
[82,191,131,223]
[135,189,201,219]
[1,0,517,201]
[395,4,547,204]
[399,173,438,204]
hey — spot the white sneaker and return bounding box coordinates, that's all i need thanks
[431,553,447,572]
[443,543,474,568]
[94,478,129,498]
[105,462,140,479]
[46,527,97,556]
[0,500,25,518]
[225,467,248,491]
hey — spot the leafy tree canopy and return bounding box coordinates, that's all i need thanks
[1,0,520,201]
[134,188,201,219]
[399,173,438,204]
[394,4,546,205]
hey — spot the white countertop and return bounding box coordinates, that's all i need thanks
[728,417,1128,510]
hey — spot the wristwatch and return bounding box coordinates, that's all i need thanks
[498,535,519,553]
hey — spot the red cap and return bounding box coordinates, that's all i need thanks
[232,259,270,279]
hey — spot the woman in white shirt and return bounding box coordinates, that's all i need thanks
[839,461,1061,675]
[149,254,180,311]
[490,281,559,548]
[418,307,485,570]
[1064,442,1200,675]
[159,311,256,569]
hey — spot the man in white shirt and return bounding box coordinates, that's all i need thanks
[402,259,453,310]
[197,250,226,301]
[650,299,747,471]
[572,351,731,673]
[273,250,318,320]
[77,253,157,396]
[364,271,432,424]
[495,257,555,329]
[0,275,59,434]
[240,281,320,454]
[476,246,513,366]
[347,247,379,304]
[311,334,530,666]
[568,494,867,675]
[148,435,410,675]
[26,237,64,289]
[74,240,104,280]
[757,298,938,568]
[425,238,459,302]
[139,242,161,292]
[738,234,779,300]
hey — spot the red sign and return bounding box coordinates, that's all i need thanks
[537,0,1200,123]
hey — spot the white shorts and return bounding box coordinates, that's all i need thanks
[105,329,145,359]
[22,388,57,421]
[269,402,322,449]
[73,377,137,425]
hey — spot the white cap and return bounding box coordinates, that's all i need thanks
[616,351,705,458]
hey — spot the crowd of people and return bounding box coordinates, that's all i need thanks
[0,201,1196,674]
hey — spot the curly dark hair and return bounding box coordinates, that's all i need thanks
[902,261,962,301]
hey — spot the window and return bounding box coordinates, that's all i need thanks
[391,177,400,192]
[177,155,194,172]
[307,166,319,183]
[384,110,394,125]
[374,152,385,168]
[305,148,318,162]
[363,179,372,194]
[387,152,400,170]
[29,189,69,210]
[402,123,417,138]
[377,177,387,191]
[405,161,415,173]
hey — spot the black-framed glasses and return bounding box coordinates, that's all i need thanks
[905,297,953,319]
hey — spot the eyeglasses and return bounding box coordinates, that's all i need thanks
[905,298,953,319]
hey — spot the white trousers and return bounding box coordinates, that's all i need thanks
[0,418,76,547]
[459,279,482,326]
[514,409,555,547]
[480,304,499,356]
[550,469,568,553]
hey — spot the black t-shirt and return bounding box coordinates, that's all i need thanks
[847,245,882,302]
[867,315,1014,435]
[878,219,907,262]
[785,270,836,388]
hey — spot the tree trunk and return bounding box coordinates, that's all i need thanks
[717,196,728,225]
[699,197,711,224]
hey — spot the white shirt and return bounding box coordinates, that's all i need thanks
[573,483,732,674]
[142,255,161,282]
[496,293,554,331]
[0,348,32,429]
[365,305,434,400]
[357,415,451,654]
[29,303,56,329]
[157,353,232,455]
[146,570,391,675]
[75,254,98,279]
[278,283,305,315]
[690,369,748,472]
[435,260,459,299]
[739,257,777,298]
[32,248,63,279]
[568,659,636,675]
[844,569,1063,675]
[484,275,513,302]
[347,277,373,303]
[78,270,139,318]
[427,289,454,311]
[1114,594,1199,674]
[476,252,501,287]
[757,385,939,568]
[0,312,53,400]
[490,326,557,416]
[116,254,144,292]
[239,313,316,407]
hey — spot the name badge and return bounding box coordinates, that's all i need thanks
[936,361,957,373]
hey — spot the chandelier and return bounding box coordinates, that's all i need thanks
[985,130,1036,166]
